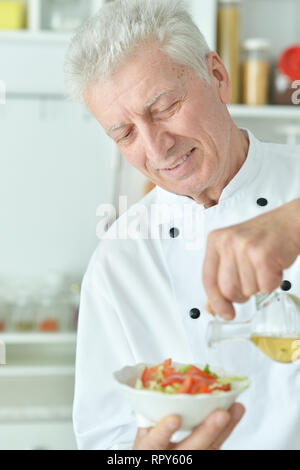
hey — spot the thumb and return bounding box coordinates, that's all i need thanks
[136,427,150,439]
[142,415,181,450]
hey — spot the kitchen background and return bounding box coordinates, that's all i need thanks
[0,0,299,450]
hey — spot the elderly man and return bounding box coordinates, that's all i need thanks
[65,0,300,450]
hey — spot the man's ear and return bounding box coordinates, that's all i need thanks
[206,52,232,104]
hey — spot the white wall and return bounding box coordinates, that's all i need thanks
[188,0,217,50]
[0,41,67,94]
[0,98,115,279]
[0,0,117,281]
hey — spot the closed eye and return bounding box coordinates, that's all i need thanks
[117,129,132,143]
[118,101,181,143]
[155,101,180,114]
[119,129,132,141]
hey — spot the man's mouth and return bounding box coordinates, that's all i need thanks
[160,147,196,175]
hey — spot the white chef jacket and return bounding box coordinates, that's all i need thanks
[73,130,300,450]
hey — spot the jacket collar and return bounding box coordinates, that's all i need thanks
[219,129,262,202]
[154,129,263,221]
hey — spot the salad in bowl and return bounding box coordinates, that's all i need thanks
[113,358,249,430]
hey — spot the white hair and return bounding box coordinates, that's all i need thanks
[64,0,211,104]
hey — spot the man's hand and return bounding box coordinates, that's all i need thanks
[203,198,300,320]
[133,403,245,450]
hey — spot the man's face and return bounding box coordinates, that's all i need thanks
[84,43,232,201]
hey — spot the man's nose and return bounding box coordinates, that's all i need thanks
[140,124,176,169]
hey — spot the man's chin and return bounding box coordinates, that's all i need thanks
[157,183,201,200]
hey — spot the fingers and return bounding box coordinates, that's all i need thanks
[242,241,283,294]
[203,200,300,316]
[235,247,259,298]
[133,415,181,450]
[253,255,283,294]
[134,405,246,450]
[135,427,149,440]
[205,301,216,316]
[203,228,279,319]
[209,403,245,450]
[218,247,249,304]
[174,404,245,451]
[175,409,231,450]
[203,236,235,321]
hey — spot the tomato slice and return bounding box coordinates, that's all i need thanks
[178,375,214,394]
[212,384,231,392]
[161,374,185,387]
[162,366,176,378]
[141,366,153,387]
[159,358,175,378]
[142,359,174,386]
[187,365,216,380]
[149,364,160,375]
[190,380,201,394]
[177,375,194,393]
[163,359,172,368]
[142,365,163,386]
[141,360,226,394]
[188,376,214,394]
[192,383,212,394]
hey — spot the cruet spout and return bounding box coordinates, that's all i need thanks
[206,290,300,363]
[206,319,252,348]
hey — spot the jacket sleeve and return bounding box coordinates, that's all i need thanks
[72,255,138,450]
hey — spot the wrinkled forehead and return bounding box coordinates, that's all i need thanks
[105,42,193,93]
[84,44,195,125]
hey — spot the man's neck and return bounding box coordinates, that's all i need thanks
[192,126,250,208]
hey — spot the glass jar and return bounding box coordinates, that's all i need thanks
[11,289,37,332]
[66,282,80,331]
[58,278,81,331]
[36,272,67,332]
[217,0,241,104]
[44,0,90,32]
[242,38,271,106]
[36,293,60,333]
[207,290,300,363]
[0,293,8,332]
[0,279,14,332]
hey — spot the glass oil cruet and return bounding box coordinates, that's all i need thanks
[206,289,300,363]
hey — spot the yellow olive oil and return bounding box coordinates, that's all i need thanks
[251,336,300,363]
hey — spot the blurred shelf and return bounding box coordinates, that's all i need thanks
[229,105,300,119]
[0,332,77,345]
[0,340,5,365]
[0,406,72,422]
[0,30,72,43]
[0,365,75,377]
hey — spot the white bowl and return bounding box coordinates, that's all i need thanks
[113,361,250,431]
